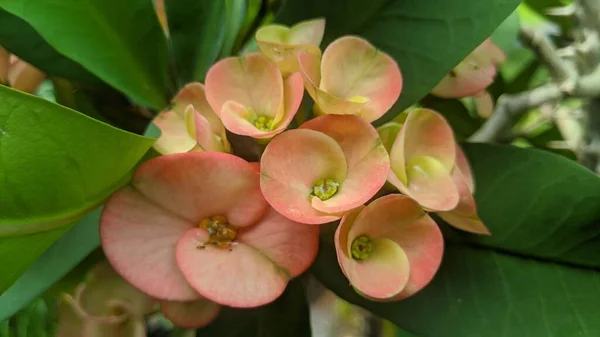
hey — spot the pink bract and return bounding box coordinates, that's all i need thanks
[297,36,402,122]
[260,114,390,224]
[437,146,490,235]
[256,18,325,75]
[205,53,304,139]
[335,194,444,300]
[388,108,460,211]
[153,83,230,154]
[432,38,506,99]
[100,152,319,307]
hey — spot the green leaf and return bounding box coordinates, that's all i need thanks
[220,0,248,57]
[524,0,573,31]
[0,0,171,109]
[0,86,154,229]
[275,0,522,123]
[313,143,600,336]
[0,9,99,85]
[165,0,226,84]
[0,209,102,321]
[491,8,520,55]
[0,86,154,293]
[196,278,312,336]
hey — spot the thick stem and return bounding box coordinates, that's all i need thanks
[469,85,563,142]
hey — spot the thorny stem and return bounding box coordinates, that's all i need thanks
[470,0,600,174]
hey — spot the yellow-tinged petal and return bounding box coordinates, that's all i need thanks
[319,36,402,122]
[152,110,197,155]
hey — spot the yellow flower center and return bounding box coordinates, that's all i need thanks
[252,115,274,131]
[312,179,340,201]
[351,235,374,261]
[197,215,237,250]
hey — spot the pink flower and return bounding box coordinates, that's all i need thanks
[297,36,402,122]
[57,261,156,337]
[205,53,304,139]
[388,108,460,211]
[437,146,490,235]
[0,48,45,93]
[100,152,318,308]
[335,194,443,300]
[431,38,505,118]
[260,114,389,224]
[153,83,231,154]
[256,18,325,75]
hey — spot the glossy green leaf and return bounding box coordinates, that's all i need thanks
[0,86,154,293]
[220,0,247,57]
[166,0,226,84]
[0,86,154,229]
[275,0,522,123]
[313,143,600,336]
[0,9,98,85]
[491,8,520,55]
[0,0,171,109]
[196,278,312,337]
[0,209,102,321]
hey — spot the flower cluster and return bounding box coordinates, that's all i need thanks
[100,18,489,327]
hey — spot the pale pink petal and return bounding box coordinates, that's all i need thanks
[431,63,496,98]
[176,228,288,307]
[184,106,220,152]
[301,115,390,213]
[131,152,268,227]
[400,108,456,170]
[335,209,410,300]
[275,72,304,126]
[438,171,489,235]
[0,47,8,84]
[389,109,458,210]
[173,82,224,136]
[79,261,156,317]
[160,299,221,328]
[100,186,200,301]
[348,195,444,299]
[455,145,475,193]
[8,60,45,93]
[205,53,284,118]
[297,50,322,101]
[239,207,319,277]
[152,110,196,155]
[320,36,402,122]
[473,90,494,118]
[260,129,347,224]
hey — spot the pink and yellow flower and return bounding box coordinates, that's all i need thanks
[153,83,231,154]
[0,47,45,93]
[205,53,304,139]
[256,18,325,75]
[388,108,459,211]
[100,152,318,308]
[297,36,402,122]
[57,261,156,337]
[260,114,389,224]
[437,146,490,235]
[335,194,443,300]
[432,38,505,99]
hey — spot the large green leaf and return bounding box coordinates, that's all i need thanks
[165,0,226,84]
[0,0,171,109]
[313,143,600,337]
[0,9,98,85]
[0,86,154,292]
[0,209,102,321]
[275,0,521,123]
[196,278,311,337]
